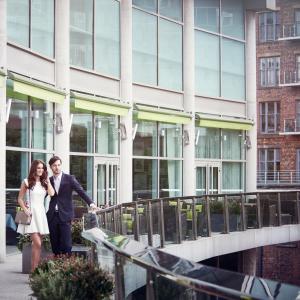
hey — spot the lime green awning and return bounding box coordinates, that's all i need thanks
[72,92,130,116]
[8,73,66,104]
[135,104,192,124]
[198,114,253,131]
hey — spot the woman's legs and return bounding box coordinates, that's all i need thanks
[30,233,42,272]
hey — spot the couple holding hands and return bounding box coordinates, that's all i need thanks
[17,156,100,272]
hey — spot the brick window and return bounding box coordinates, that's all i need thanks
[260,57,280,87]
[258,12,280,42]
[260,102,280,133]
[297,55,300,82]
[258,148,280,180]
[295,10,300,36]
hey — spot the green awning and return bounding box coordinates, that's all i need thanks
[198,114,253,131]
[72,92,130,116]
[0,70,6,88]
[135,104,192,124]
[8,72,66,104]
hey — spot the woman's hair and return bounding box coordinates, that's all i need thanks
[27,160,48,190]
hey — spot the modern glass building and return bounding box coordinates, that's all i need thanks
[0,0,275,260]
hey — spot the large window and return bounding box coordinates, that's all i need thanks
[70,0,120,77]
[260,102,280,133]
[133,2,183,91]
[7,0,54,57]
[194,0,245,100]
[133,119,182,200]
[260,57,280,87]
[258,12,280,42]
[258,148,280,181]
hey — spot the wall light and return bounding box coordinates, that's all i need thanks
[120,123,127,140]
[132,123,138,140]
[6,98,12,123]
[55,112,63,134]
[183,130,190,145]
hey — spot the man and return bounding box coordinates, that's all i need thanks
[47,156,98,255]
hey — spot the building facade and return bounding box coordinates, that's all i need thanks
[0,0,274,261]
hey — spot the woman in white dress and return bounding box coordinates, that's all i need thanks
[17,160,55,272]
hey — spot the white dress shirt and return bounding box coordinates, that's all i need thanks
[53,172,62,210]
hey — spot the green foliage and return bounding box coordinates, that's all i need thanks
[30,255,114,300]
[71,219,91,246]
[209,200,224,214]
[17,234,51,252]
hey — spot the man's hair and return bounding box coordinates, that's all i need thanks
[49,156,62,166]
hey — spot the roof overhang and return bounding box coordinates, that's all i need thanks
[245,0,276,11]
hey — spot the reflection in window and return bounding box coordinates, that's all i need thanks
[222,130,243,160]
[159,123,182,158]
[159,0,182,22]
[195,127,220,159]
[133,159,158,200]
[222,162,243,193]
[133,120,158,157]
[6,151,28,189]
[194,0,219,32]
[159,160,182,198]
[133,0,157,13]
[6,98,29,148]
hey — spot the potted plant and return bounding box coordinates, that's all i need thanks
[17,234,52,274]
[29,255,114,300]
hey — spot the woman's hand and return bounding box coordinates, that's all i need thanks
[24,208,32,217]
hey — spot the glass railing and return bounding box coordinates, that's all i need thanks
[82,213,300,300]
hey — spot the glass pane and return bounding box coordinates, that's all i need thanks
[222,38,245,100]
[196,166,206,195]
[133,9,157,85]
[195,31,220,97]
[159,0,182,21]
[95,114,119,155]
[133,0,157,13]
[195,127,220,159]
[70,0,93,69]
[31,0,54,57]
[70,107,93,153]
[97,164,106,206]
[133,159,158,201]
[158,19,182,91]
[133,120,157,157]
[95,0,120,77]
[222,129,243,160]
[70,156,93,205]
[159,123,182,158]
[31,99,54,150]
[7,0,29,47]
[159,160,182,198]
[109,164,118,206]
[209,166,219,194]
[194,0,219,33]
[6,98,29,148]
[221,0,244,39]
[222,162,243,193]
[6,151,28,188]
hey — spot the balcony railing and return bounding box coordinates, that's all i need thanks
[82,191,300,299]
[257,171,300,186]
[280,69,300,86]
[280,22,300,40]
[280,118,300,134]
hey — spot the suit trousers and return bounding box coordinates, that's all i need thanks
[48,212,72,255]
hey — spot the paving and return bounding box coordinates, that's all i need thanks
[0,247,33,300]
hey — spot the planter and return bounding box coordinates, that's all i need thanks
[22,244,52,274]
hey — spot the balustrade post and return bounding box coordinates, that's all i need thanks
[256,193,262,228]
[147,201,153,247]
[146,270,155,300]
[120,206,124,235]
[296,192,300,224]
[104,211,108,230]
[159,199,165,248]
[224,195,230,234]
[113,208,117,233]
[205,195,212,237]
[277,193,282,226]
[241,194,247,231]
[134,202,140,241]
[176,198,182,244]
[192,197,197,240]
[115,252,125,300]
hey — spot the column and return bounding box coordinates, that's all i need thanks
[245,11,257,193]
[54,0,70,172]
[120,0,133,203]
[183,0,196,196]
[0,0,7,262]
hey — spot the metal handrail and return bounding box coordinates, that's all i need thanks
[282,22,300,38]
[94,191,300,248]
[257,171,300,185]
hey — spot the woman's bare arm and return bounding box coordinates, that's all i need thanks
[17,182,31,215]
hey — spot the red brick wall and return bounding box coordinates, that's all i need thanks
[257,0,300,173]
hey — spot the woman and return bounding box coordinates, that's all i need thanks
[17,160,55,272]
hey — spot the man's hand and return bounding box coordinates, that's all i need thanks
[89,203,101,212]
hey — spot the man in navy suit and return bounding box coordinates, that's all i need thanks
[47,156,99,255]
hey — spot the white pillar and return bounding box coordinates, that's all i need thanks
[183,0,195,196]
[120,0,133,203]
[54,0,70,172]
[246,11,257,193]
[0,0,7,262]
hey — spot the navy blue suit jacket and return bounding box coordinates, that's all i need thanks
[47,173,93,223]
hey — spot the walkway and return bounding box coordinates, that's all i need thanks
[0,247,33,300]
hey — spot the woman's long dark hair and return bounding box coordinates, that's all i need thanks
[27,160,48,190]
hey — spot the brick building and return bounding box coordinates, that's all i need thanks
[256,0,300,285]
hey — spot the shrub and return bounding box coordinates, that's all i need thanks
[71,219,91,246]
[17,234,51,252]
[30,255,114,300]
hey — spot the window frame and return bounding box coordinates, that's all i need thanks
[259,101,280,134]
[258,11,280,43]
[260,56,280,87]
